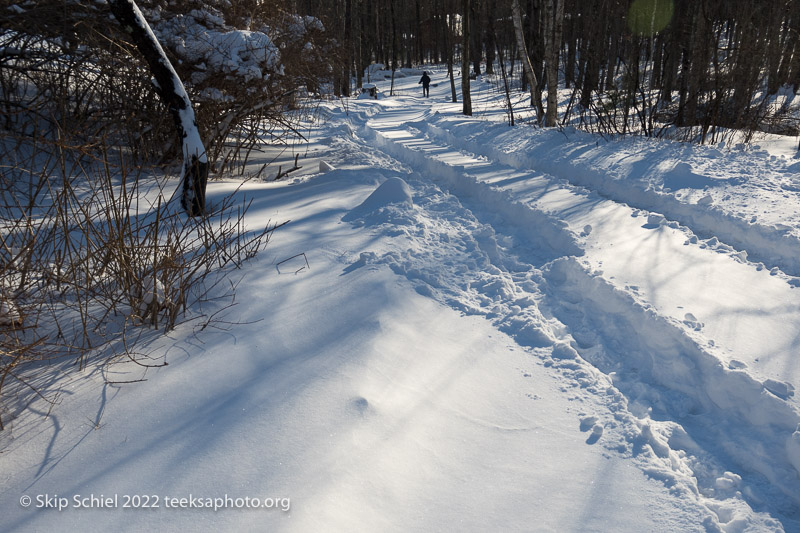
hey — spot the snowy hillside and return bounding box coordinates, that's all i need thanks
[2,69,800,532]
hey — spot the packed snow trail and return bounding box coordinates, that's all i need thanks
[358,103,800,398]
[329,91,800,527]
[416,118,800,391]
[421,117,800,280]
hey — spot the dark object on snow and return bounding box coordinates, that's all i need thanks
[419,72,431,97]
[274,154,302,181]
[360,84,378,99]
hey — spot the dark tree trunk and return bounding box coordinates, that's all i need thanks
[512,0,544,121]
[497,44,514,126]
[484,0,496,74]
[462,0,473,115]
[444,1,458,102]
[342,0,352,97]
[355,0,363,89]
[415,0,423,65]
[544,0,564,127]
[391,0,399,72]
[470,1,482,76]
[565,19,576,89]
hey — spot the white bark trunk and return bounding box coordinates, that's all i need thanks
[544,0,564,127]
[511,0,543,123]
[109,0,208,216]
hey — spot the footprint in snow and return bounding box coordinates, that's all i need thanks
[579,416,604,445]
[341,251,378,275]
[682,313,704,331]
[728,360,747,370]
[763,379,795,400]
[579,416,598,431]
[349,396,372,416]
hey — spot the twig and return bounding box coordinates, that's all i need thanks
[273,154,302,181]
[276,252,310,274]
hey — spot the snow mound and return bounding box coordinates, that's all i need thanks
[662,162,718,191]
[343,177,414,224]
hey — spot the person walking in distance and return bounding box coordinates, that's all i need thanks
[419,71,431,97]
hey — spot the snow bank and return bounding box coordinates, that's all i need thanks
[364,66,426,82]
[422,118,800,279]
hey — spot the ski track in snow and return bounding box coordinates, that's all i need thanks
[329,100,800,530]
[421,118,800,282]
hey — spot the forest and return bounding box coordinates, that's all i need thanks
[307,0,800,142]
[2,0,799,166]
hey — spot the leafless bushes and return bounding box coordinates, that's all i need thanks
[0,1,339,431]
[0,2,337,430]
[1,1,326,174]
[0,4,174,163]
[0,131,280,432]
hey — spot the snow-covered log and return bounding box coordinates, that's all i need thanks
[108,0,208,216]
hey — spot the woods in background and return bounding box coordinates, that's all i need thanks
[2,0,799,156]
[305,0,800,142]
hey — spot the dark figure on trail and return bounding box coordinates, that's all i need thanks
[419,71,431,97]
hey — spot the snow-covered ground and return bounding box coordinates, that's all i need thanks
[2,68,800,532]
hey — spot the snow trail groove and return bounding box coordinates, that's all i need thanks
[420,119,800,281]
[357,113,800,527]
[360,111,800,396]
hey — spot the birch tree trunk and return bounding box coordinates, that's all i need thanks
[108,0,208,216]
[443,2,458,102]
[544,0,564,127]
[511,0,544,123]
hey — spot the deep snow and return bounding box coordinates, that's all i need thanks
[2,68,800,532]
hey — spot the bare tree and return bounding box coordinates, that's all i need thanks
[108,0,208,216]
[462,0,473,115]
[442,0,458,102]
[543,0,564,127]
[511,0,544,123]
